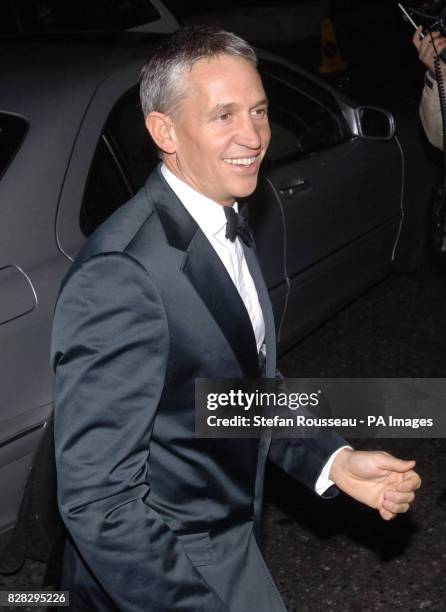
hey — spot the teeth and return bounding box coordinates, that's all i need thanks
[223,156,257,166]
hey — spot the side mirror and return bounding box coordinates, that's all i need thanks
[354,106,395,141]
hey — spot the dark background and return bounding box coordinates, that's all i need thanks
[164,0,425,97]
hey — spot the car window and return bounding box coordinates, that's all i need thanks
[81,137,133,237]
[105,87,159,190]
[80,86,158,237]
[1,0,160,33]
[0,113,28,180]
[260,65,348,162]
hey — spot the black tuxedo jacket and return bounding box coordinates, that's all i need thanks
[51,166,344,611]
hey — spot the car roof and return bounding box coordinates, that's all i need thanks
[0,33,163,116]
[0,0,179,35]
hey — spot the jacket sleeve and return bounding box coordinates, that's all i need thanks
[51,253,229,612]
[267,369,346,498]
[420,76,443,150]
[268,434,346,499]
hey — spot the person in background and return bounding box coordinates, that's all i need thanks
[413,25,446,509]
[413,25,446,148]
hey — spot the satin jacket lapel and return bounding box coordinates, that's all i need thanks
[242,244,276,378]
[146,168,260,378]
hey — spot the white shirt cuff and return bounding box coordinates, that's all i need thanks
[315,445,353,496]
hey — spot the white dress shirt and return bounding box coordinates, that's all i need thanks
[160,163,349,494]
[161,164,265,352]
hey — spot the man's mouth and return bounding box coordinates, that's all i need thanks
[222,154,260,167]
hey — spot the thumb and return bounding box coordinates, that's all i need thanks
[413,25,423,49]
[378,454,416,473]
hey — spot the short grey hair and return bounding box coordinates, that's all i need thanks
[139,25,258,118]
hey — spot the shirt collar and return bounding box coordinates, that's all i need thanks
[160,164,238,240]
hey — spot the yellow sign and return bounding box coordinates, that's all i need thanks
[319,17,348,75]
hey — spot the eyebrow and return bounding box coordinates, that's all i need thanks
[207,98,269,116]
[251,98,269,109]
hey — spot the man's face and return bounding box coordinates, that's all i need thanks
[164,54,271,206]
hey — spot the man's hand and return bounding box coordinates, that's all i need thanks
[329,448,421,521]
[413,26,446,72]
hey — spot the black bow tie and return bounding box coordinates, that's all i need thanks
[224,206,253,247]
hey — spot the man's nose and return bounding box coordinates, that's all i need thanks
[236,114,262,149]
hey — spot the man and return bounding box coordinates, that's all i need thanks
[413,25,446,148]
[51,26,421,611]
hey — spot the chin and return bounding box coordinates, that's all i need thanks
[232,179,259,199]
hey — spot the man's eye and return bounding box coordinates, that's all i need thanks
[217,113,232,121]
[252,108,268,118]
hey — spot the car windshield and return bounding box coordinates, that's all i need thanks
[1,0,160,33]
[0,114,28,180]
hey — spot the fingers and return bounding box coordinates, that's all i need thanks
[379,507,396,521]
[380,491,411,518]
[412,26,423,51]
[382,498,410,515]
[379,473,420,518]
[397,471,422,492]
[411,27,440,50]
[416,31,446,70]
[384,489,415,502]
[382,489,411,514]
[384,489,415,505]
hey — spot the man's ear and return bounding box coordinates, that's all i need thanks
[145,112,177,155]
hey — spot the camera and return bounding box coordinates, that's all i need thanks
[405,1,446,35]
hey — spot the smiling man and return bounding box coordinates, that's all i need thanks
[51,26,421,612]
[146,52,270,204]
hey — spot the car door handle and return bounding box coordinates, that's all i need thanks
[279,179,311,198]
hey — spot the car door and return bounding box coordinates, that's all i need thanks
[252,58,403,348]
